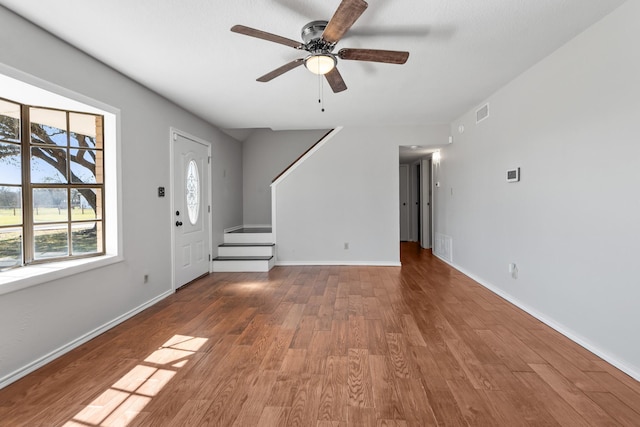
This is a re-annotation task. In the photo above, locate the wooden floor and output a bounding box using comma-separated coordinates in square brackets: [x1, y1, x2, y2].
[2, 243, 640, 426]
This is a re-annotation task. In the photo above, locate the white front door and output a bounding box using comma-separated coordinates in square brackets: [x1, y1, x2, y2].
[172, 131, 210, 289]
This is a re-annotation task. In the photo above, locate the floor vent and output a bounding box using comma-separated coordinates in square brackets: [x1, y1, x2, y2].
[476, 103, 489, 123]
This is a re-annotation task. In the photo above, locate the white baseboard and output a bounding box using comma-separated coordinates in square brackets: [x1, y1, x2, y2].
[0, 290, 174, 389]
[223, 225, 244, 233]
[433, 254, 640, 382]
[276, 261, 401, 267]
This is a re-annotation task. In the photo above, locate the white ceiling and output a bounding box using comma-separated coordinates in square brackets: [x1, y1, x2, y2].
[0, 0, 626, 135]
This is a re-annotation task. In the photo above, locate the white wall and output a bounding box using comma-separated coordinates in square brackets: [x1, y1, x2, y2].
[242, 128, 328, 225]
[434, 1, 640, 378]
[274, 125, 449, 265]
[0, 7, 242, 386]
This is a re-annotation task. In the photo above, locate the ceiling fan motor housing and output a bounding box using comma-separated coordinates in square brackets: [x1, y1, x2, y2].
[301, 20, 329, 44]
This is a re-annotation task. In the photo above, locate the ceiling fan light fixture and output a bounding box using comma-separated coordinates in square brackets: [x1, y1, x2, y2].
[304, 54, 336, 75]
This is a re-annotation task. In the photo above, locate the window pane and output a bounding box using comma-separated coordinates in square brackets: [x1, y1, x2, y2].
[31, 147, 67, 183]
[34, 223, 69, 259]
[72, 221, 101, 255]
[71, 188, 102, 220]
[33, 188, 68, 223]
[30, 108, 67, 146]
[0, 142, 21, 184]
[0, 186, 22, 226]
[0, 226, 22, 270]
[186, 160, 200, 225]
[0, 99, 21, 143]
[70, 113, 102, 149]
[70, 149, 97, 183]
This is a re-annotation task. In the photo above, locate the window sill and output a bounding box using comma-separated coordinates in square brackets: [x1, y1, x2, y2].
[0, 254, 123, 296]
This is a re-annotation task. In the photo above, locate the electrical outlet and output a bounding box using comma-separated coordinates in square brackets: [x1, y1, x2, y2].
[508, 263, 518, 279]
[344, 242, 349, 250]
[143, 274, 149, 283]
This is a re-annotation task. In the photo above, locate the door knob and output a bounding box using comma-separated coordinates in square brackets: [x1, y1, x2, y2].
[176, 221, 183, 226]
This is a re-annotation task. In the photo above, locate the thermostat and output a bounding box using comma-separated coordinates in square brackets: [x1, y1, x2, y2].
[506, 168, 520, 182]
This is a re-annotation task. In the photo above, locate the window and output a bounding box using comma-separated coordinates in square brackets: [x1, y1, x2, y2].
[0, 97, 105, 270]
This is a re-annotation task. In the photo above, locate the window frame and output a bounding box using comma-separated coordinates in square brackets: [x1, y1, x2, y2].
[0, 66, 122, 295]
[1, 98, 106, 268]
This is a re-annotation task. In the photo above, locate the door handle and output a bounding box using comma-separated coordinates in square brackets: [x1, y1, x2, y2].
[176, 221, 183, 227]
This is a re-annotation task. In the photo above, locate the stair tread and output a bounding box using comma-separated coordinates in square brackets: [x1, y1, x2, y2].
[228, 227, 272, 234]
[219, 243, 275, 247]
[213, 256, 274, 261]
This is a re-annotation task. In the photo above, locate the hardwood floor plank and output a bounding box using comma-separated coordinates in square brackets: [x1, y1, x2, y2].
[585, 391, 640, 426]
[585, 371, 640, 416]
[286, 374, 323, 426]
[369, 355, 405, 420]
[513, 371, 591, 426]
[348, 315, 368, 349]
[317, 355, 348, 423]
[257, 406, 290, 426]
[290, 315, 317, 349]
[482, 363, 560, 425]
[396, 378, 438, 426]
[529, 363, 619, 425]
[347, 349, 374, 408]
[260, 329, 296, 371]
[446, 378, 500, 426]
[2, 243, 639, 426]
[330, 319, 348, 356]
[282, 303, 306, 329]
[231, 371, 279, 427]
[366, 319, 388, 356]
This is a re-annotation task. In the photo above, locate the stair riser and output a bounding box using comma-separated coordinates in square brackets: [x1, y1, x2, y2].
[212, 258, 275, 273]
[218, 246, 274, 257]
[224, 233, 274, 244]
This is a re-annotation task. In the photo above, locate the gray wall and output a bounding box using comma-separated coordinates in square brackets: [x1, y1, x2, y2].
[0, 6, 242, 385]
[274, 125, 449, 265]
[434, 1, 640, 378]
[242, 128, 329, 226]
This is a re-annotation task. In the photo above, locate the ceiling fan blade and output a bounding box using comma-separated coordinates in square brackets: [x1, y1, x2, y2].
[257, 59, 305, 82]
[322, 0, 368, 44]
[338, 48, 409, 64]
[231, 25, 303, 49]
[325, 67, 347, 93]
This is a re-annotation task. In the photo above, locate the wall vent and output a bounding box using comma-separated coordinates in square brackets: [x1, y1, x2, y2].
[434, 233, 453, 262]
[476, 103, 489, 124]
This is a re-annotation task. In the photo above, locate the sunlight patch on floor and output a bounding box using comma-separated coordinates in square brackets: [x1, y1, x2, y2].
[63, 334, 207, 427]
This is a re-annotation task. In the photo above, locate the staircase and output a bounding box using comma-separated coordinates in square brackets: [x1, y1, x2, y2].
[212, 227, 275, 272]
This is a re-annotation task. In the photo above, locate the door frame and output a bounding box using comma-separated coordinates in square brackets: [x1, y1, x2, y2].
[169, 127, 212, 291]
[419, 157, 433, 249]
[399, 164, 410, 241]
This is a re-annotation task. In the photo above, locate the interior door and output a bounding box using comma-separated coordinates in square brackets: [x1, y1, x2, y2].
[420, 158, 432, 248]
[173, 132, 210, 288]
[399, 164, 410, 241]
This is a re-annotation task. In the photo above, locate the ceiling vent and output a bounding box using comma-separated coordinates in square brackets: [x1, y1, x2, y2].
[476, 103, 489, 124]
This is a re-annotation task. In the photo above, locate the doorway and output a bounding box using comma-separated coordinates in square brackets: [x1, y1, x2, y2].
[171, 129, 211, 290]
[399, 152, 434, 249]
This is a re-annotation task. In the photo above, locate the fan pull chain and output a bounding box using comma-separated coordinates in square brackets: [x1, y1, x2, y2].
[318, 73, 325, 112]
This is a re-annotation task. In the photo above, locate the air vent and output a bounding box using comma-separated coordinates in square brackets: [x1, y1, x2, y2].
[476, 103, 489, 123]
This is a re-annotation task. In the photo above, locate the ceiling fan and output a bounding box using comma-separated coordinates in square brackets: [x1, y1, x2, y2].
[231, 0, 409, 93]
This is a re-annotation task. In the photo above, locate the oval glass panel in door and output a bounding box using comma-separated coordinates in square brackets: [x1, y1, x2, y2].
[186, 159, 199, 224]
